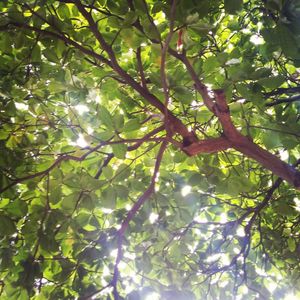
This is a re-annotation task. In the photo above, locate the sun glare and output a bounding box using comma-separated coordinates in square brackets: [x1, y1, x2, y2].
[181, 185, 192, 197]
[76, 134, 88, 147]
[144, 292, 160, 300]
[250, 34, 265, 45]
[75, 104, 89, 115]
[149, 212, 159, 224]
[284, 294, 299, 300]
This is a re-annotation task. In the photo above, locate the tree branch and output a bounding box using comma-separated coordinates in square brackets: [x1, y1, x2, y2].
[182, 136, 232, 155]
[264, 86, 300, 96]
[182, 89, 300, 189]
[111, 141, 168, 299]
[136, 46, 148, 89]
[3, 2, 195, 144]
[168, 49, 215, 112]
[0, 22, 112, 67]
[73, 0, 195, 141]
[0, 137, 165, 194]
[214, 91, 300, 189]
[265, 94, 300, 106]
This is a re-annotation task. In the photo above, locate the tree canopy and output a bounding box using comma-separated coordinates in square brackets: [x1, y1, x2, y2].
[0, 0, 300, 299]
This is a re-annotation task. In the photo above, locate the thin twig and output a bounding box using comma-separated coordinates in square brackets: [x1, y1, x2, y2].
[0, 22, 112, 67]
[94, 153, 114, 179]
[136, 46, 148, 89]
[265, 94, 300, 106]
[0, 136, 165, 194]
[264, 86, 300, 96]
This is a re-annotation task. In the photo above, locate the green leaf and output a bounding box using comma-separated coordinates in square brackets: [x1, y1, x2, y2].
[6, 199, 28, 217]
[136, 253, 152, 273]
[112, 143, 127, 159]
[0, 215, 16, 236]
[61, 193, 77, 212]
[57, 4, 70, 20]
[63, 174, 81, 188]
[250, 68, 272, 79]
[0, 130, 9, 140]
[0, 34, 12, 53]
[99, 106, 114, 128]
[274, 203, 296, 216]
[120, 28, 144, 48]
[123, 119, 140, 132]
[186, 13, 199, 24]
[140, 18, 160, 41]
[261, 131, 281, 149]
[258, 75, 285, 89]
[114, 113, 124, 130]
[101, 186, 116, 209]
[75, 212, 90, 227]
[31, 45, 42, 62]
[203, 56, 220, 74]
[277, 23, 300, 58]
[224, 0, 243, 14]
[7, 5, 24, 22]
[114, 185, 129, 199]
[287, 238, 296, 252]
[102, 165, 114, 179]
[123, 11, 138, 26]
[226, 176, 253, 195]
[40, 233, 59, 252]
[43, 49, 59, 63]
[49, 185, 62, 204]
[114, 164, 131, 181]
[107, 1, 128, 15]
[48, 81, 67, 93]
[189, 22, 214, 36]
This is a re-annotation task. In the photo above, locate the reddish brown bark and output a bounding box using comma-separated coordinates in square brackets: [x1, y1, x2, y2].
[232, 136, 300, 189]
[183, 90, 300, 190]
[4, 8, 299, 190]
[182, 137, 232, 155]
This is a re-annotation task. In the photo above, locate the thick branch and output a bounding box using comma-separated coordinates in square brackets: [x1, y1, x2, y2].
[214, 91, 300, 189]
[182, 137, 232, 155]
[233, 137, 300, 189]
[213, 90, 241, 139]
[183, 90, 300, 189]
[118, 140, 167, 235]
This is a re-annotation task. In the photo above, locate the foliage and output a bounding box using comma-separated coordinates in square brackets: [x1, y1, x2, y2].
[0, 0, 300, 299]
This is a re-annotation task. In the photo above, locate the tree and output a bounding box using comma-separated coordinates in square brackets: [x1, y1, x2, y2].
[0, 0, 300, 299]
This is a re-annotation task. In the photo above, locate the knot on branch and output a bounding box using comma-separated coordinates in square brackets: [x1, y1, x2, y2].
[182, 137, 232, 156]
[213, 89, 230, 114]
[182, 131, 198, 147]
